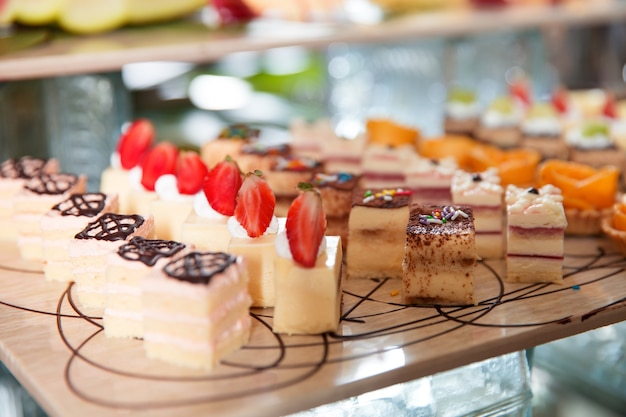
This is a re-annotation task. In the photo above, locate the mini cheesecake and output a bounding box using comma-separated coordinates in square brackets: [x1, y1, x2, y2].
[451, 168, 504, 259]
[475, 96, 523, 149]
[405, 155, 457, 205]
[201, 124, 260, 170]
[565, 120, 626, 177]
[402, 205, 477, 305]
[347, 188, 412, 280]
[142, 251, 251, 370]
[520, 102, 568, 160]
[505, 185, 567, 284]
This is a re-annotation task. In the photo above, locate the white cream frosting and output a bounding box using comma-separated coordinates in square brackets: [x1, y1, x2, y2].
[110, 152, 122, 170]
[406, 156, 458, 176]
[445, 101, 481, 120]
[522, 117, 562, 136]
[227, 215, 279, 239]
[453, 168, 503, 196]
[155, 174, 197, 202]
[129, 166, 144, 191]
[566, 126, 612, 149]
[506, 184, 567, 228]
[193, 193, 228, 220]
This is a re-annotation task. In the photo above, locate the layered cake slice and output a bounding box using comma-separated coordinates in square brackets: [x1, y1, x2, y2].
[451, 168, 504, 259]
[475, 96, 523, 149]
[505, 185, 567, 284]
[142, 251, 251, 370]
[265, 155, 323, 217]
[0, 156, 58, 241]
[443, 87, 481, 137]
[320, 132, 365, 175]
[14, 172, 87, 261]
[69, 213, 154, 308]
[311, 172, 359, 246]
[41, 192, 119, 282]
[237, 142, 291, 173]
[273, 184, 342, 335]
[104, 237, 188, 339]
[405, 155, 457, 204]
[359, 144, 413, 189]
[403, 205, 477, 305]
[201, 124, 259, 170]
[346, 188, 411, 280]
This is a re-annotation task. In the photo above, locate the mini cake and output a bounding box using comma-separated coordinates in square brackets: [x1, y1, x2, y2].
[226, 172, 279, 308]
[100, 119, 154, 214]
[520, 102, 567, 159]
[311, 172, 359, 245]
[201, 124, 260, 170]
[104, 237, 188, 339]
[237, 142, 291, 173]
[320, 132, 366, 175]
[403, 205, 477, 305]
[443, 88, 481, 137]
[565, 120, 625, 176]
[41, 192, 119, 282]
[418, 135, 477, 171]
[468, 143, 541, 187]
[142, 251, 251, 370]
[69, 213, 154, 309]
[14, 173, 87, 261]
[265, 155, 322, 217]
[451, 168, 504, 259]
[475, 96, 523, 149]
[289, 117, 326, 161]
[505, 185, 567, 284]
[273, 184, 342, 335]
[404, 155, 457, 204]
[359, 144, 414, 189]
[366, 118, 420, 150]
[346, 188, 412, 280]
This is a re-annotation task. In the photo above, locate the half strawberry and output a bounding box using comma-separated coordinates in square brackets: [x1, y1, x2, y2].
[117, 119, 155, 170]
[176, 151, 209, 195]
[140, 142, 179, 192]
[203, 156, 243, 216]
[286, 182, 327, 268]
[234, 171, 276, 238]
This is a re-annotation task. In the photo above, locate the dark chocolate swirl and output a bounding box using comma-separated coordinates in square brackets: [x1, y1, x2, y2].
[0, 156, 48, 179]
[25, 173, 78, 195]
[118, 237, 186, 267]
[75, 213, 144, 241]
[52, 193, 107, 217]
[164, 252, 237, 285]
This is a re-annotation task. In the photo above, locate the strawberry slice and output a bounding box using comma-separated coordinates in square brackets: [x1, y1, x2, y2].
[203, 157, 243, 216]
[552, 88, 569, 114]
[509, 78, 531, 107]
[286, 183, 327, 268]
[234, 171, 275, 238]
[176, 151, 208, 195]
[140, 142, 179, 191]
[117, 119, 155, 170]
[603, 92, 618, 119]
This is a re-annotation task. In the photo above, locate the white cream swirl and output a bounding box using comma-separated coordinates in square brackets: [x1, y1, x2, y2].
[227, 215, 279, 239]
[155, 174, 195, 202]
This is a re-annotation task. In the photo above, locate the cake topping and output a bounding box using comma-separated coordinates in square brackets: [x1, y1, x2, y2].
[233, 171, 276, 238]
[117, 119, 155, 170]
[0, 156, 48, 179]
[285, 183, 327, 268]
[175, 151, 208, 195]
[506, 184, 566, 219]
[362, 188, 412, 204]
[274, 156, 320, 172]
[52, 193, 107, 217]
[25, 173, 78, 195]
[140, 142, 179, 191]
[418, 206, 469, 225]
[527, 187, 539, 195]
[203, 156, 243, 216]
[241, 142, 290, 156]
[219, 124, 260, 140]
[163, 252, 237, 285]
[75, 213, 145, 241]
[312, 172, 354, 188]
[118, 236, 186, 267]
[472, 173, 482, 182]
[408, 204, 474, 235]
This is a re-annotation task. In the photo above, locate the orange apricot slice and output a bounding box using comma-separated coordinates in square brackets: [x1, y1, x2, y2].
[498, 149, 541, 187]
[418, 135, 476, 169]
[613, 203, 626, 231]
[366, 118, 420, 149]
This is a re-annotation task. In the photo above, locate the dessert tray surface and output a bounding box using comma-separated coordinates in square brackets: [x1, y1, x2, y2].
[0, 238, 625, 417]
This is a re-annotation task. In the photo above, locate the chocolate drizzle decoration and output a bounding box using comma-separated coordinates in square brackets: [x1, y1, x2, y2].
[75, 213, 144, 241]
[164, 252, 237, 285]
[118, 237, 186, 267]
[1, 156, 47, 179]
[52, 193, 107, 217]
[25, 173, 77, 195]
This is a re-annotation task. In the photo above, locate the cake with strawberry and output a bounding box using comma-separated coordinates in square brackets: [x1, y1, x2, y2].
[41, 192, 119, 282]
[180, 157, 242, 252]
[403, 204, 477, 305]
[104, 237, 189, 339]
[451, 168, 504, 259]
[226, 171, 280, 308]
[346, 188, 412, 280]
[404, 155, 457, 204]
[14, 172, 87, 261]
[69, 212, 154, 308]
[201, 124, 260, 170]
[142, 251, 251, 370]
[505, 185, 567, 284]
[273, 183, 342, 335]
[100, 119, 154, 214]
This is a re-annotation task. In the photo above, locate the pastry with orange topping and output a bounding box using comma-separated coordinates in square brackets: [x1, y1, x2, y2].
[366, 118, 420, 150]
[468, 143, 540, 188]
[601, 202, 626, 256]
[537, 159, 618, 235]
[418, 135, 476, 171]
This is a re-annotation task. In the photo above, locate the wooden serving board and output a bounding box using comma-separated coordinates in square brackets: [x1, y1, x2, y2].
[0, 238, 625, 417]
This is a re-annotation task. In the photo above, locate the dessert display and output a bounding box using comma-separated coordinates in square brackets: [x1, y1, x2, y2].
[41, 192, 119, 282]
[14, 172, 87, 261]
[537, 159, 618, 235]
[402, 204, 477, 305]
[201, 124, 260, 170]
[273, 183, 342, 335]
[475, 95, 523, 148]
[311, 172, 359, 245]
[69, 213, 154, 309]
[505, 185, 567, 284]
[265, 155, 322, 216]
[226, 171, 280, 307]
[520, 102, 567, 159]
[346, 188, 412, 280]
[142, 251, 251, 370]
[404, 155, 457, 204]
[451, 168, 504, 259]
[0, 156, 58, 241]
[100, 119, 154, 214]
[104, 237, 188, 339]
[443, 88, 481, 137]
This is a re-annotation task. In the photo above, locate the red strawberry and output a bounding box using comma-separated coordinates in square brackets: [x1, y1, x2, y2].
[213, 0, 257, 25]
[140, 142, 179, 191]
[176, 152, 208, 195]
[286, 183, 327, 268]
[509, 78, 531, 107]
[117, 119, 155, 170]
[603, 92, 618, 119]
[552, 88, 569, 114]
[203, 157, 243, 216]
[234, 171, 275, 238]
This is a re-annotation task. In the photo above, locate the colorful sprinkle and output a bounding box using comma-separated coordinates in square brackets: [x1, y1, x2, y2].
[571, 285, 581, 290]
[418, 206, 468, 226]
[361, 188, 413, 203]
[390, 289, 399, 297]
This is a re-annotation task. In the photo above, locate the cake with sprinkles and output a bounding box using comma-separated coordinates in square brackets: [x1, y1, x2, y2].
[312, 171, 359, 246]
[346, 187, 412, 280]
[402, 204, 477, 305]
[201, 124, 260, 170]
[142, 251, 251, 370]
[265, 155, 323, 217]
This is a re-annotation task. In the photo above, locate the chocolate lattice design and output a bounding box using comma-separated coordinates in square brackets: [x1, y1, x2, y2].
[75, 213, 144, 242]
[164, 252, 237, 285]
[25, 173, 77, 195]
[52, 193, 107, 217]
[0, 156, 47, 179]
[118, 237, 186, 267]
